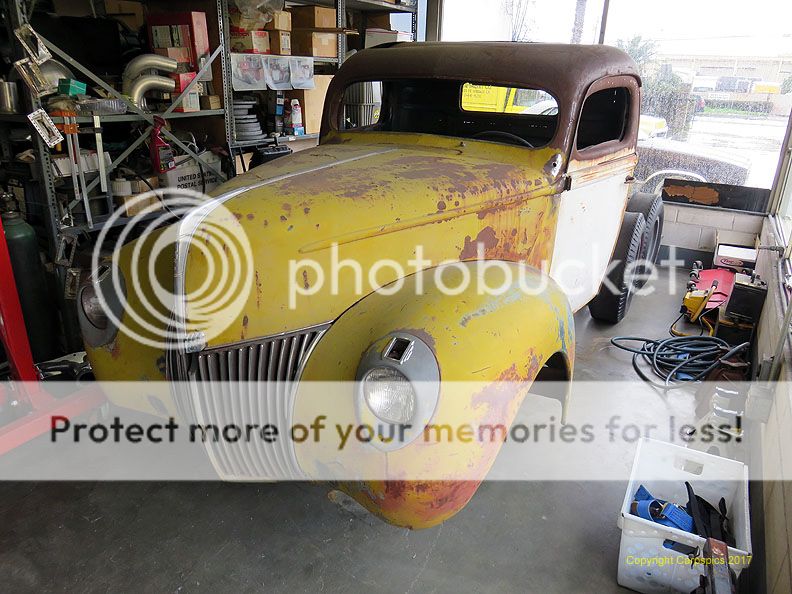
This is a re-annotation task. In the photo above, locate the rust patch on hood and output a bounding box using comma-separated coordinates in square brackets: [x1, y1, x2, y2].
[460, 226, 498, 260]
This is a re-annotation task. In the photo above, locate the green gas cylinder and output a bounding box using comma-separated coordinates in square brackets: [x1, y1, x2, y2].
[1, 210, 56, 362]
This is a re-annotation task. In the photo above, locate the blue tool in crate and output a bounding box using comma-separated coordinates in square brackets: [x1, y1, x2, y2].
[630, 485, 695, 533]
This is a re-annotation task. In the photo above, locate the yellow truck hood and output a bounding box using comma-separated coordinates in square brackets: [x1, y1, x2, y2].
[88, 132, 564, 383]
[187, 132, 563, 348]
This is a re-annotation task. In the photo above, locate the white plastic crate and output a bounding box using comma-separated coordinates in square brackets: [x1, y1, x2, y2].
[617, 438, 751, 593]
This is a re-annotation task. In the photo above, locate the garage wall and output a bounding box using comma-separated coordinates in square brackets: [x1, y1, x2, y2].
[661, 210, 791, 592]
[753, 219, 792, 594]
[661, 203, 764, 258]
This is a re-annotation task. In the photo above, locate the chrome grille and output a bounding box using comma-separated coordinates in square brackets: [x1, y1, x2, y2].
[168, 324, 329, 480]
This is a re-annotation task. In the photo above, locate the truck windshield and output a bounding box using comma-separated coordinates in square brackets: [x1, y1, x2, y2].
[340, 78, 559, 148]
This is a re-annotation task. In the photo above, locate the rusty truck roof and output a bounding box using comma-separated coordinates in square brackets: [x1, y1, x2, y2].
[321, 42, 642, 157]
[330, 42, 640, 100]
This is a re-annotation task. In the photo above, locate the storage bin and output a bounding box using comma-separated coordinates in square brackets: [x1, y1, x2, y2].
[57, 78, 86, 96]
[617, 438, 751, 593]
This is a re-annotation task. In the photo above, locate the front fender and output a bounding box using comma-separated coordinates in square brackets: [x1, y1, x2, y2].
[294, 261, 574, 528]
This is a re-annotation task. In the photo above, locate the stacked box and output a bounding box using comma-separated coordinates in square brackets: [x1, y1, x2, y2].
[147, 12, 210, 78]
[168, 72, 199, 112]
[230, 30, 271, 54]
[292, 31, 337, 58]
[153, 47, 192, 64]
[270, 30, 291, 55]
[200, 95, 222, 110]
[265, 11, 292, 31]
[289, 6, 336, 28]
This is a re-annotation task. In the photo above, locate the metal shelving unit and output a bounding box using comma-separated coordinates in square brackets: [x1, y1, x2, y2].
[288, 0, 417, 13]
[230, 133, 320, 149]
[220, 0, 419, 164]
[2, 0, 421, 241]
[48, 109, 226, 124]
[2, 1, 233, 243]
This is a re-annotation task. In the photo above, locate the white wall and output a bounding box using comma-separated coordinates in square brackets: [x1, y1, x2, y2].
[753, 219, 792, 594]
[441, 0, 511, 41]
[662, 203, 764, 252]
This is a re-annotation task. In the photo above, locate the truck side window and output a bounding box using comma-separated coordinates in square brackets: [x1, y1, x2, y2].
[577, 87, 630, 150]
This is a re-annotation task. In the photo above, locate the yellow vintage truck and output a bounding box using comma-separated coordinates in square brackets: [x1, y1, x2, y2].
[78, 42, 664, 528]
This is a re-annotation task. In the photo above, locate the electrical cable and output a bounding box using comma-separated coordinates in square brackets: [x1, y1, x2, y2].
[669, 306, 719, 337]
[610, 335, 751, 389]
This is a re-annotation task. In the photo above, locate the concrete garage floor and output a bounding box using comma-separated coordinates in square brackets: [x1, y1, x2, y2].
[0, 269, 694, 593]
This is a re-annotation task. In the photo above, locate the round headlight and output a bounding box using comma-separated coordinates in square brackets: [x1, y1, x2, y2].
[362, 367, 416, 424]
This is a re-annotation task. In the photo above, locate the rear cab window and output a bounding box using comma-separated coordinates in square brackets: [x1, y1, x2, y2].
[339, 79, 560, 148]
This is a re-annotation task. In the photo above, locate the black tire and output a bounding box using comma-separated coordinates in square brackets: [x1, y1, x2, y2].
[588, 212, 646, 324]
[627, 192, 664, 268]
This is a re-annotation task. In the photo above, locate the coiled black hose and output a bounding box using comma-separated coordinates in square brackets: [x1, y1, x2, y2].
[610, 335, 751, 388]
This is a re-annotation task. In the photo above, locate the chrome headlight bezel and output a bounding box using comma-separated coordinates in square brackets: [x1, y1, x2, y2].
[355, 332, 440, 451]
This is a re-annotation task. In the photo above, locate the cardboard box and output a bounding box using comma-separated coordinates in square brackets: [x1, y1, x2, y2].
[286, 75, 333, 134]
[365, 29, 412, 48]
[129, 176, 159, 194]
[270, 30, 291, 55]
[169, 72, 197, 92]
[173, 91, 200, 112]
[199, 95, 222, 110]
[170, 24, 192, 48]
[53, 0, 144, 29]
[52, 0, 92, 16]
[151, 25, 173, 48]
[366, 13, 392, 30]
[159, 153, 222, 193]
[265, 11, 292, 32]
[289, 6, 337, 29]
[104, 0, 145, 30]
[114, 179, 160, 216]
[292, 31, 337, 58]
[147, 12, 209, 76]
[114, 193, 149, 217]
[230, 31, 271, 54]
[154, 47, 192, 64]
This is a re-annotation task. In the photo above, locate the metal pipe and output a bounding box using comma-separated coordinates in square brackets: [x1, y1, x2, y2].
[770, 290, 792, 381]
[598, 0, 611, 44]
[130, 75, 176, 109]
[121, 54, 178, 95]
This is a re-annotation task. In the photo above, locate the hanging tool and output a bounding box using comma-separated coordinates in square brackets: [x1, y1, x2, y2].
[53, 110, 81, 219]
[52, 110, 92, 228]
[92, 114, 108, 193]
[69, 114, 92, 227]
[150, 116, 176, 174]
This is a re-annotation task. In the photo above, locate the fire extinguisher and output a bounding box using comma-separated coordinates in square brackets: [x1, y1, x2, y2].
[150, 116, 175, 174]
